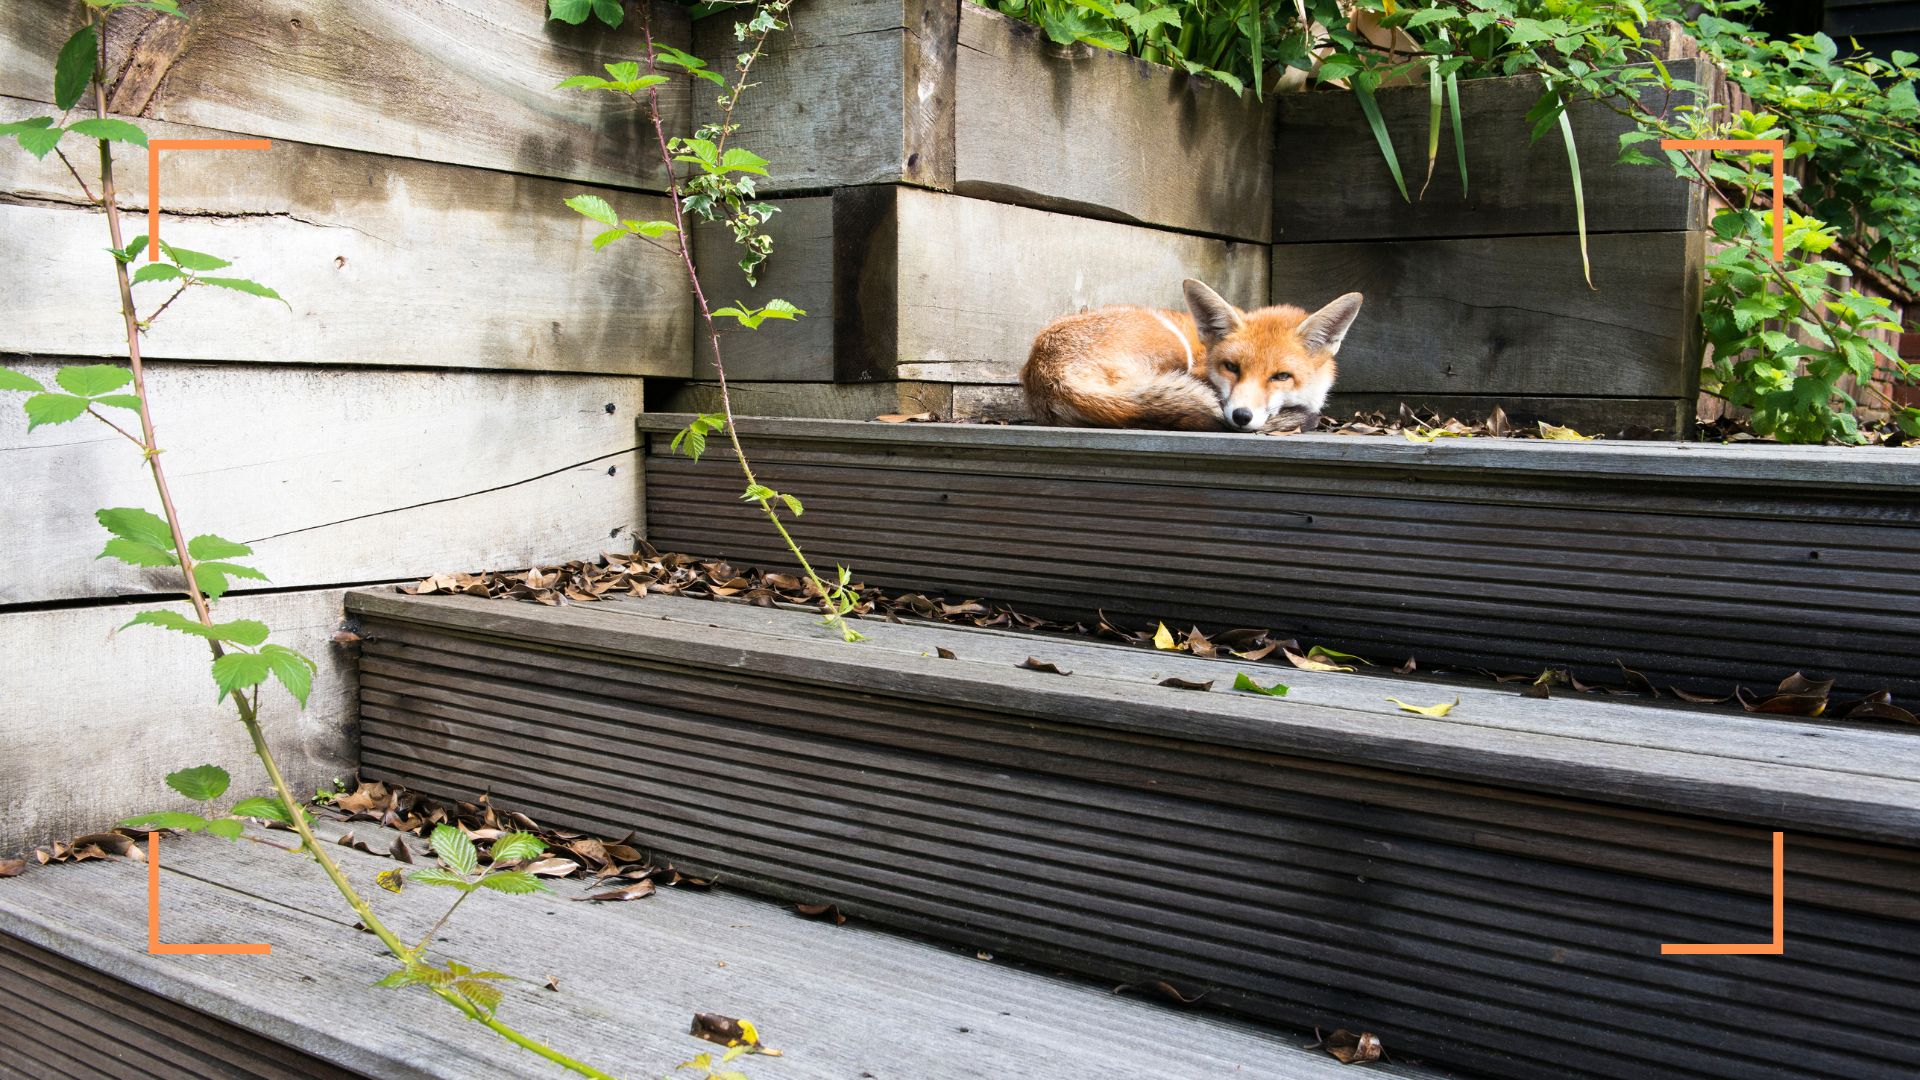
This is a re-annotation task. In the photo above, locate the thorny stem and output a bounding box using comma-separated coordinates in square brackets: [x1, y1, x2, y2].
[639, 5, 859, 640]
[413, 886, 475, 959]
[143, 279, 191, 326]
[78, 13, 618, 1079]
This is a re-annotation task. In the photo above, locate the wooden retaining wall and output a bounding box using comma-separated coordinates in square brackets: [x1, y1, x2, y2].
[0, 1, 694, 851]
[348, 590, 1920, 1080]
[639, 416, 1920, 698]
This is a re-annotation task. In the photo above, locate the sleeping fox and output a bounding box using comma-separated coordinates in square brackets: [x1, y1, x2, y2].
[1020, 279, 1363, 433]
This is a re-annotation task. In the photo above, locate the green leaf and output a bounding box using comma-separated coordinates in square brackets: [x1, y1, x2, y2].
[229, 796, 294, 823]
[554, 74, 613, 90]
[1352, 82, 1410, 203]
[591, 227, 627, 250]
[780, 493, 803, 517]
[430, 824, 479, 876]
[187, 534, 253, 560]
[261, 644, 317, 708]
[54, 24, 97, 112]
[1556, 104, 1593, 290]
[720, 148, 770, 175]
[194, 560, 270, 601]
[490, 832, 546, 864]
[155, 242, 230, 271]
[24, 393, 89, 430]
[67, 117, 147, 147]
[408, 867, 476, 889]
[101, 537, 177, 567]
[210, 651, 272, 698]
[456, 979, 504, 1013]
[197, 277, 288, 307]
[55, 364, 132, 397]
[205, 817, 245, 840]
[589, 0, 624, 27]
[547, 0, 592, 24]
[0, 117, 55, 138]
[476, 870, 551, 895]
[565, 194, 619, 226]
[97, 507, 175, 550]
[123, 610, 270, 646]
[741, 482, 776, 503]
[0, 367, 45, 392]
[625, 219, 677, 238]
[16, 124, 65, 160]
[1232, 672, 1290, 697]
[120, 811, 209, 832]
[91, 393, 142, 411]
[132, 263, 183, 284]
[166, 764, 231, 801]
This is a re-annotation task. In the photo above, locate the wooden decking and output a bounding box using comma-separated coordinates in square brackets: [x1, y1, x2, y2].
[348, 589, 1920, 1080]
[0, 819, 1427, 1080]
[639, 416, 1920, 698]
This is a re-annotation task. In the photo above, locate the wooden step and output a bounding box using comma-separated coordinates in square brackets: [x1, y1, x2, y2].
[0, 819, 1427, 1080]
[345, 589, 1920, 1080]
[638, 416, 1920, 699]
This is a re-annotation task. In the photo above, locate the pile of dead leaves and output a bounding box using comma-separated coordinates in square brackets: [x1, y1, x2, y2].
[21, 828, 147, 869]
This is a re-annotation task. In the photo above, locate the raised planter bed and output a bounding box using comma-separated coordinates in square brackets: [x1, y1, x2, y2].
[345, 589, 1920, 1080]
[639, 416, 1920, 698]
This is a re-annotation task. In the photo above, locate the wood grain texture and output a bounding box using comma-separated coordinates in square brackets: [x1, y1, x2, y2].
[954, 6, 1274, 241]
[0, 361, 644, 604]
[0, 98, 692, 375]
[0, 821, 1390, 1080]
[1325, 393, 1693, 433]
[0, 588, 356, 854]
[1271, 231, 1705, 397]
[691, 196, 836, 380]
[0, 0, 691, 189]
[345, 592, 1920, 1080]
[1272, 64, 1709, 241]
[655, 379, 955, 420]
[841, 186, 1271, 382]
[699, 0, 958, 193]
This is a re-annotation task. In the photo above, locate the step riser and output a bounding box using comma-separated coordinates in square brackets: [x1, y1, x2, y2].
[355, 617, 1920, 1080]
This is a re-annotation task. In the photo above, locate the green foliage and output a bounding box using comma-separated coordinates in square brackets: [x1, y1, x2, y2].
[671, 412, 727, 462]
[430, 823, 480, 876]
[1233, 672, 1290, 697]
[548, 0, 626, 28]
[677, 1044, 756, 1080]
[67, 117, 147, 146]
[53, 24, 97, 111]
[167, 764, 231, 800]
[21, 364, 138, 429]
[970, 0, 1281, 95]
[712, 298, 803, 329]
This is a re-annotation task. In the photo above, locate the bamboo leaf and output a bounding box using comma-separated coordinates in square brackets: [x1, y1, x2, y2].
[1447, 69, 1468, 197]
[1420, 58, 1442, 199]
[1352, 82, 1409, 203]
[1556, 102, 1594, 290]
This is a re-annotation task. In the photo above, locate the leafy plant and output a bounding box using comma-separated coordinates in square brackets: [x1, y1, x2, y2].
[970, 0, 1291, 96]
[2, 6, 618, 1077]
[556, 0, 867, 640]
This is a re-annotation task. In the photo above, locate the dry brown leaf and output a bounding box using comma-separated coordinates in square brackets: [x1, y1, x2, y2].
[1615, 661, 1661, 697]
[690, 1012, 763, 1048]
[1146, 980, 1205, 1005]
[1323, 1029, 1385, 1064]
[794, 902, 847, 925]
[873, 412, 935, 423]
[545, 975, 561, 992]
[1671, 687, 1734, 704]
[0, 858, 25, 878]
[935, 647, 958, 660]
[1185, 627, 1217, 658]
[389, 835, 415, 864]
[1847, 700, 1920, 725]
[1159, 677, 1214, 692]
[1020, 657, 1070, 676]
[1394, 657, 1418, 674]
[573, 880, 656, 902]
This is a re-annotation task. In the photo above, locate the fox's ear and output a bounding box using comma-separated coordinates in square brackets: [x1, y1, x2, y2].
[1297, 292, 1363, 354]
[1182, 278, 1243, 347]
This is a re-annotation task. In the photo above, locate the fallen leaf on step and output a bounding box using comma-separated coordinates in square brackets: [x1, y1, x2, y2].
[375, 868, 406, 893]
[1233, 672, 1290, 697]
[388, 835, 415, 863]
[1846, 700, 1919, 725]
[794, 902, 847, 925]
[331, 781, 389, 815]
[0, 858, 25, 877]
[1020, 657, 1070, 676]
[572, 880, 655, 902]
[1184, 627, 1217, 657]
[545, 976, 561, 992]
[691, 1012, 763, 1048]
[936, 647, 958, 660]
[1322, 1028, 1385, 1064]
[1615, 660, 1661, 697]
[874, 412, 934, 423]
[1538, 421, 1593, 441]
[1159, 677, 1214, 691]
[1388, 696, 1459, 716]
[522, 857, 582, 877]
[1146, 980, 1206, 1005]
[1671, 687, 1734, 704]
[1394, 656, 1418, 674]
[1152, 622, 1178, 650]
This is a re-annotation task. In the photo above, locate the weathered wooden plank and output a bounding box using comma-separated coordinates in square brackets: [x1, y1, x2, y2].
[954, 6, 1273, 241]
[1272, 64, 1709, 242]
[0, 588, 355, 853]
[655, 379, 954, 421]
[698, 0, 957, 193]
[0, 360, 644, 604]
[691, 195, 836, 380]
[952, 382, 1026, 420]
[1325, 393, 1692, 434]
[0, 0, 690, 189]
[1270, 231, 1705, 397]
[842, 186, 1271, 382]
[0, 822, 1385, 1080]
[0, 98, 692, 374]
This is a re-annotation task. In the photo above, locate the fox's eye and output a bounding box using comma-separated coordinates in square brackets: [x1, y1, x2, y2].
[1218, 360, 1240, 375]
[1271, 372, 1294, 383]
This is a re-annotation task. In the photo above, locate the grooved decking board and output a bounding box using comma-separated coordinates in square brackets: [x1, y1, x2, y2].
[345, 590, 1920, 1080]
[637, 416, 1920, 698]
[0, 822, 1405, 1080]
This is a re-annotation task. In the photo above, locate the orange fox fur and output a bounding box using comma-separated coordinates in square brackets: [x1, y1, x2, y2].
[1021, 279, 1363, 433]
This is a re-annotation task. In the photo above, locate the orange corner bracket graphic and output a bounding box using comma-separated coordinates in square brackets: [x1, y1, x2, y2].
[1659, 138, 1786, 262]
[147, 834, 270, 955]
[1661, 831, 1785, 956]
[145, 138, 272, 261]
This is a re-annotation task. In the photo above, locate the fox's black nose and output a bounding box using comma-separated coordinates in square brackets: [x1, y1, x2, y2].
[1230, 407, 1254, 428]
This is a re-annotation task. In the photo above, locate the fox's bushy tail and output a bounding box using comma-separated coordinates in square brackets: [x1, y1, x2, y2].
[1023, 369, 1226, 431]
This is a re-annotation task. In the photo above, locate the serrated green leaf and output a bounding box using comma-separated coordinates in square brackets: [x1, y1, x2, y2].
[260, 643, 316, 708]
[210, 651, 272, 698]
[547, 0, 591, 24]
[591, 227, 627, 250]
[187, 534, 253, 560]
[23, 393, 89, 430]
[0, 117, 54, 138]
[205, 817, 245, 840]
[780, 493, 803, 516]
[166, 764, 231, 801]
[476, 870, 550, 895]
[120, 810, 209, 832]
[490, 832, 546, 864]
[101, 537, 177, 567]
[16, 124, 65, 159]
[554, 74, 613, 90]
[194, 560, 270, 601]
[197, 276, 288, 307]
[229, 796, 294, 823]
[97, 507, 174, 550]
[0, 366, 45, 392]
[56, 364, 133, 397]
[132, 263, 183, 284]
[565, 194, 619, 226]
[456, 979, 504, 1013]
[54, 24, 97, 111]
[157, 242, 231, 271]
[92, 394, 143, 411]
[720, 148, 770, 175]
[589, 0, 624, 27]
[408, 867, 475, 889]
[123, 610, 269, 646]
[626, 219, 677, 237]
[67, 117, 147, 147]
[1232, 672, 1290, 697]
[430, 824, 479, 876]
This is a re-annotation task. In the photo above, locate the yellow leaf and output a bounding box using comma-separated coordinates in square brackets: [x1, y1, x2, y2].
[1152, 621, 1178, 650]
[1537, 422, 1593, 441]
[1402, 429, 1436, 443]
[375, 868, 406, 893]
[1387, 696, 1460, 717]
